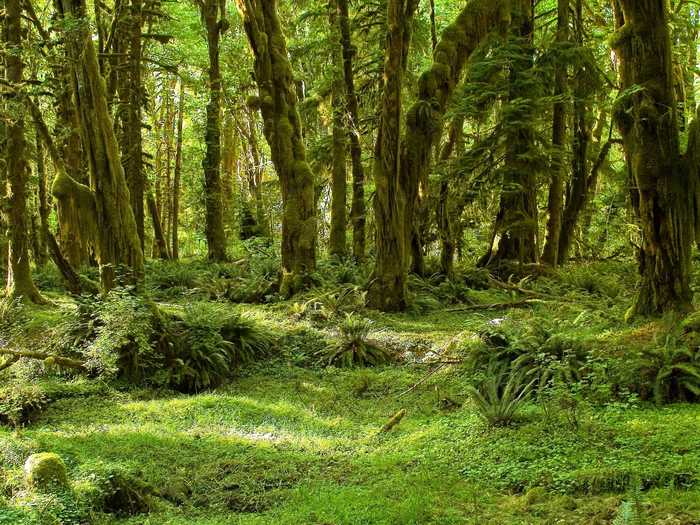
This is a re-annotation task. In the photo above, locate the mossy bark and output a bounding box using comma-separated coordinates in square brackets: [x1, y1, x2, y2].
[336, 0, 366, 261]
[2, 0, 45, 303]
[480, 0, 539, 269]
[237, 0, 318, 296]
[612, 0, 695, 315]
[366, 0, 419, 311]
[329, 8, 348, 258]
[35, 130, 50, 268]
[116, 0, 145, 249]
[171, 79, 184, 260]
[541, 0, 569, 266]
[436, 117, 464, 277]
[56, 0, 144, 291]
[199, 0, 229, 262]
[402, 0, 511, 274]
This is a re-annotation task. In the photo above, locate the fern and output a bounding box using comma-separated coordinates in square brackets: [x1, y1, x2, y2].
[466, 362, 535, 427]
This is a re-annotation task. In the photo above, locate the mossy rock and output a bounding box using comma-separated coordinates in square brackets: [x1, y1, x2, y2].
[24, 453, 69, 492]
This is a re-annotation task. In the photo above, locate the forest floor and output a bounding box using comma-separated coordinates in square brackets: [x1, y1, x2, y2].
[2, 260, 700, 524]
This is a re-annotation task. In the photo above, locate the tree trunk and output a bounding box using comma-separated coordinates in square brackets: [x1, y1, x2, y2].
[117, 0, 145, 250]
[337, 0, 366, 261]
[612, 0, 695, 315]
[55, 0, 144, 291]
[222, 111, 237, 236]
[200, 0, 228, 262]
[436, 117, 463, 277]
[2, 0, 45, 303]
[402, 0, 511, 271]
[482, 0, 539, 269]
[35, 130, 50, 267]
[541, 0, 569, 266]
[171, 78, 184, 260]
[366, 0, 419, 311]
[329, 8, 348, 258]
[147, 192, 171, 260]
[237, 0, 318, 296]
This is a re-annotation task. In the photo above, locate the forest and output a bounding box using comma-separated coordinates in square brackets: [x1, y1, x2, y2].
[1, 0, 700, 523]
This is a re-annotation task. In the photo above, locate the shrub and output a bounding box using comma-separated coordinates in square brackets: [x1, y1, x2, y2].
[636, 337, 700, 404]
[466, 362, 535, 427]
[0, 386, 49, 428]
[319, 314, 393, 368]
[164, 304, 274, 393]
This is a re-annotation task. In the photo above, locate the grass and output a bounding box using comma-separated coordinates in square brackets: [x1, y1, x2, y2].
[2, 260, 700, 523]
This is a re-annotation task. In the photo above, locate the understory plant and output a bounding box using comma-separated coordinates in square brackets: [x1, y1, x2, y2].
[466, 362, 535, 427]
[319, 314, 393, 368]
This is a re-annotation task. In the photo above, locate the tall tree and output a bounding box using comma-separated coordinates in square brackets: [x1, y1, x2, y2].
[197, 0, 229, 261]
[2, 0, 45, 303]
[329, 4, 348, 258]
[365, 0, 419, 311]
[50, 0, 144, 291]
[612, 0, 696, 315]
[541, 0, 570, 266]
[336, 0, 366, 261]
[236, 0, 318, 296]
[480, 0, 539, 268]
[171, 78, 185, 260]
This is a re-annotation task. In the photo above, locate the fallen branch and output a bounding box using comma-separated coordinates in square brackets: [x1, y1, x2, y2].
[0, 355, 19, 373]
[447, 299, 544, 312]
[379, 409, 406, 433]
[0, 348, 86, 371]
[397, 363, 448, 398]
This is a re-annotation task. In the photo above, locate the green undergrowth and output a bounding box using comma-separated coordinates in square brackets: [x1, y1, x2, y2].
[2, 260, 700, 523]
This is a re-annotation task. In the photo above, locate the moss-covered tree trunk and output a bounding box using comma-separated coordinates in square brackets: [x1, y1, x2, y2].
[336, 0, 366, 261]
[222, 111, 238, 237]
[56, 0, 144, 291]
[199, 0, 228, 261]
[541, 0, 569, 266]
[436, 117, 464, 277]
[401, 0, 511, 274]
[35, 131, 50, 268]
[612, 0, 695, 315]
[236, 0, 318, 296]
[480, 0, 539, 268]
[366, 0, 419, 311]
[2, 0, 45, 303]
[329, 7, 348, 258]
[171, 79, 185, 260]
[116, 0, 145, 249]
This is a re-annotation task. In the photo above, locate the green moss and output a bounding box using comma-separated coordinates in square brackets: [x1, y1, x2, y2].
[24, 453, 69, 492]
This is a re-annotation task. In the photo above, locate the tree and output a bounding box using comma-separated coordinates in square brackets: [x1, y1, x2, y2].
[2, 0, 45, 303]
[329, 5, 348, 258]
[365, 0, 419, 311]
[479, 0, 539, 269]
[541, 0, 569, 266]
[336, 0, 366, 261]
[50, 0, 144, 291]
[236, 0, 318, 296]
[612, 0, 696, 315]
[197, 0, 229, 261]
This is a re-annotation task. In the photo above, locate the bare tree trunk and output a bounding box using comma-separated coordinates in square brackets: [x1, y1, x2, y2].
[2, 0, 45, 303]
[237, 0, 318, 296]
